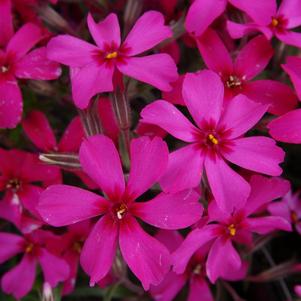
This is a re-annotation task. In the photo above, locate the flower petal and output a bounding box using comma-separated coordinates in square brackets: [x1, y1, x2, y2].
[185, 0, 227, 37]
[39, 249, 70, 287]
[15, 47, 61, 80]
[172, 225, 217, 274]
[80, 214, 118, 285]
[234, 35, 273, 80]
[268, 200, 291, 221]
[38, 185, 108, 226]
[117, 54, 178, 91]
[160, 144, 204, 193]
[47, 35, 98, 67]
[246, 216, 292, 234]
[229, 0, 276, 25]
[188, 277, 214, 301]
[206, 238, 241, 283]
[1, 254, 36, 299]
[226, 21, 265, 39]
[123, 11, 172, 56]
[7, 23, 44, 59]
[162, 75, 185, 106]
[183, 70, 224, 126]
[22, 110, 57, 151]
[245, 175, 290, 215]
[224, 136, 284, 176]
[119, 215, 170, 290]
[0, 233, 24, 264]
[127, 136, 168, 200]
[79, 135, 125, 200]
[278, 0, 301, 28]
[0, 0, 13, 47]
[133, 190, 203, 229]
[243, 79, 297, 115]
[141, 100, 198, 142]
[268, 109, 301, 143]
[205, 157, 250, 213]
[150, 271, 186, 301]
[87, 13, 120, 49]
[282, 56, 301, 100]
[196, 28, 233, 75]
[0, 80, 23, 129]
[71, 63, 114, 109]
[155, 230, 184, 253]
[58, 116, 84, 152]
[276, 30, 301, 48]
[220, 94, 268, 139]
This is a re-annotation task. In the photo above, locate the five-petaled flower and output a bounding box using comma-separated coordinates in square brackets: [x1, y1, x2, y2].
[141, 70, 284, 211]
[38, 135, 203, 289]
[47, 11, 178, 109]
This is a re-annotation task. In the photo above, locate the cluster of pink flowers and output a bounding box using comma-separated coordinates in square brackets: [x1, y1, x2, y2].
[1, 0, 301, 300]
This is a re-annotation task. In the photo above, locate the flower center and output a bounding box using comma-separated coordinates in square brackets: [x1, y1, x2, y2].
[207, 133, 219, 145]
[192, 264, 202, 275]
[6, 178, 21, 191]
[73, 241, 82, 253]
[226, 75, 242, 89]
[105, 51, 118, 60]
[290, 210, 298, 223]
[25, 243, 34, 253]
[0, 65, 9, 73]
[115, 203, 128, 220]
[271, 17, 279, 27]
[228, 224, 236, 236]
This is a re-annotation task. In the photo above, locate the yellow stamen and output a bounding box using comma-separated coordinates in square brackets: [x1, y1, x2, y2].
[228, 224, 236, 236]
[105, 51, 118, 59]
[271, 18, 279, 27]
[25, 243, 34, 253]
[208, 134, 219, 145]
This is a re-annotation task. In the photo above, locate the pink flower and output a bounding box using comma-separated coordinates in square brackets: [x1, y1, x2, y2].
[227, 0, 301, 48]
[268, 109, 301, 144]
[282, 56, 301, 100]
[197, 30, 297, 115]
[295, 285, 301, 297]
[150, 230, 215, 301]
[0, 149, 59, 232]
[0, 21, 61, 128]
[268, 190, 301, 234]
[22, 110, 84, 153]
[141, 70, 284, 211]
[58, 221, 92, 294]
[38, 135, 203, 289]
[0, 229, 69, 299]
[172, 175, 291, 283]
[47, 11, 178, 109]
[151, 230, 248, 301]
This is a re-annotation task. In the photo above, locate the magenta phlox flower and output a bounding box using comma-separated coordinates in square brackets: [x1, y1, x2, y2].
[47, 11, 178, 109]
[141, 70, 285, 211]
[227, 0, 301, 48]
[197, 29, 297, 115]
[171, 175, 291, 283]
[0, 17, 61, 128]
[0, 149, 60, 232]
[268, 190, 301, 234]
[0, 229, 69, 299]
[150, 230, 215, 301]
[38, 135, 203, 289]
